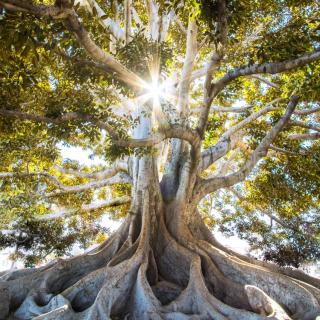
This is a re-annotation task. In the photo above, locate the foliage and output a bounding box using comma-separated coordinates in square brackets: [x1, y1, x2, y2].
[0, 0, 320, 269]
[200, 141, 320, 267]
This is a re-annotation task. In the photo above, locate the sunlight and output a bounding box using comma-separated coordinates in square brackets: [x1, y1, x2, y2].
[134, 55, 179, 125]
[142, 52, 173, 108]
[147, 80, 163, 101]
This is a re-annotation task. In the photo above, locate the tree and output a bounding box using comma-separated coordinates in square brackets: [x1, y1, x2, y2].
[0, 0, 320, 318]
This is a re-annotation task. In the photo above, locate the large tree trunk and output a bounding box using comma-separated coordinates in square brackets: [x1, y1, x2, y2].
[1, 153, 320, 320]
[1, 1, 320, 319]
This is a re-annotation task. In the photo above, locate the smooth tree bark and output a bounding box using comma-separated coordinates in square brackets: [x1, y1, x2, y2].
[0, 0, 320, 319]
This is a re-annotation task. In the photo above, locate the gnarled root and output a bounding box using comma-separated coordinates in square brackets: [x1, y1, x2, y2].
[198, 240, 320, 319]
[1, 200, 320, 320]
[245, 285, 291, 319]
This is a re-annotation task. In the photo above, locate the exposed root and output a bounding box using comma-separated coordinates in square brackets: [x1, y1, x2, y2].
[128, 260, 161, 319]
[245, 285, 291, 319]
[14, 294, 70, 319]
[0, 217, 131, 318]
[199, 240, 320, 319]
[155, 217, 193, 287]
[195, 210, 320, 291]
[167, 214, 252, 310]
[163, 255, 270, 320]
[152, 281, 182, 305]
[1, 198, 320, 320]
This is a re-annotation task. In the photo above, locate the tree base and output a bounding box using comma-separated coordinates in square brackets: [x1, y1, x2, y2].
[1, 200, 320, 320]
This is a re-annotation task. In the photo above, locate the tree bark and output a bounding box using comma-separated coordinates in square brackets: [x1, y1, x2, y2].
[1, 153, 320, 320]
[0, 1, 320, 319]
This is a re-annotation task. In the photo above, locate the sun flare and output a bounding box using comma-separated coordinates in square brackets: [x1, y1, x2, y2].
[146, 79, 164, 103]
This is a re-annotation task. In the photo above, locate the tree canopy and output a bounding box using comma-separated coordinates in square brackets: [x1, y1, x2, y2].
[0, 0, 319, 268]
[1, 0, 320, 319]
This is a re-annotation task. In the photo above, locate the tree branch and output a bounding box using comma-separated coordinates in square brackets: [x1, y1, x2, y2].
[216, 0, 228, 45]
[177, 18, 198, 115]
[54, 160, 128, 179]
[211, 149, 239, 177]
[288, 132, 320, 140]
[46, 172, 132, 197]
[0, 170, 132, 196]
[294, 106, 320, 116]
[197, 52, 222, 136]
[124, 0, 132, 44]
[220, 98, 284, 140]
[132, 6, 143, 28]
[269, 145, 306, 156]
[196, 50, 320, 137]
[198, 138, 231, 173]
[147, 0, 160, 41]
[0, 108, 121, 138]
[0, 172, 65, 189]
[198, 98, 284, 172]
[160, 10, 173, 42]
[174, 15, 186, 34]
[0, 0, 144, 90]
[84, 0, 125, 41]
[37, 196, 131, 220]
[0, 109, 199, 148]
[288, 120, 320, 132]
[213, 51, 320, 97]
[194, 95, 298, 202]
[249, 75, 280, 90]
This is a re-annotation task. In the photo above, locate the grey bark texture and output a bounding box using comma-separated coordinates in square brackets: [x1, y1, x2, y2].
[0, 1, 320, 319]
[1, 147, 320, 319]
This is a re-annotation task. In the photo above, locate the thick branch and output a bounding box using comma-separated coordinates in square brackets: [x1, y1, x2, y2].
[38, 196, 131, 220]
[0, 109, 199, 148]
[54, 160, 128, 179]
[46, 172, 132, 197]
[0, 0, 144, 89]
[177, 18, 198, 115]
[148, 0, 160, 41]
[288, 120, 320, 132]
[197, 52, 222, 136]
[85, 0, 125, 41]
[214, 51, 320, 96]
[294, 106, 320, 116]
[194, 95, 298, 201]
[215, 0, 228, 45]
[198, 139, 231, 173]
[197, 50, 320, 136]
[116, 125, 200, 149]
[160, 10, 173, 42]
[63, 9, 143, 88]
[124, 0, 132, 43]
[288, 132, 320, 140]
